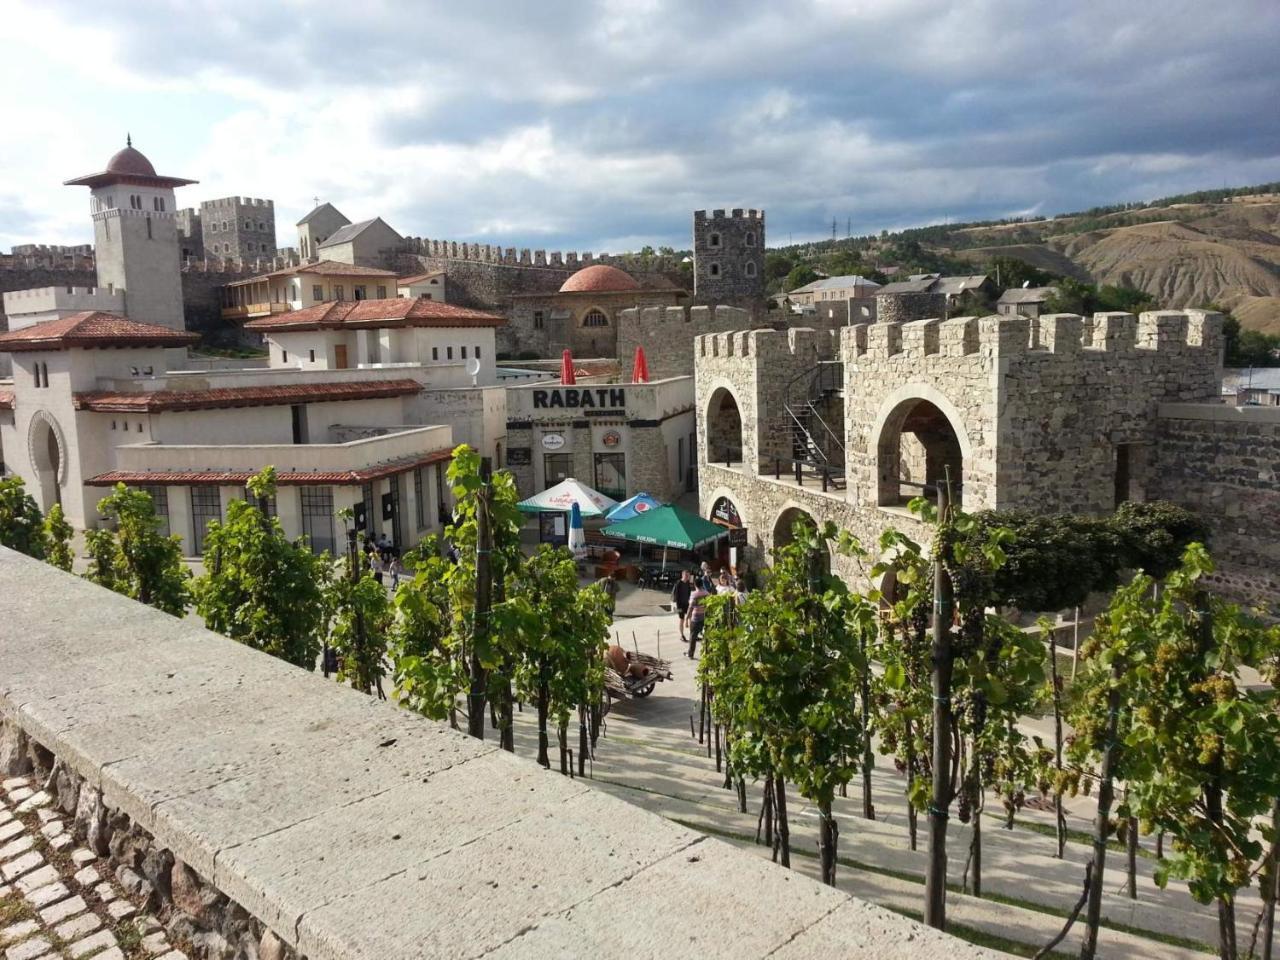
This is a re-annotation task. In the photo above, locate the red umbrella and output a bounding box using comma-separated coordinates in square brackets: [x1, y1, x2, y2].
[631, 345, 650, 383]
[560, 348, 576, 385]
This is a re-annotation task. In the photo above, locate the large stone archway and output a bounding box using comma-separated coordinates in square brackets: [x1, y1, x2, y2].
[705, 386, 745, 468]
[871, 385, 970, 507]
[27, 410, 67, 510]
[770, 503, 831, 571]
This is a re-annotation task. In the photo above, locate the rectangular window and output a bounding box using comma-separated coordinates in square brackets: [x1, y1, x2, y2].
[461, 346, 467, 359]
[354, 285, 366, 301]
[594, 453, 627, 501]
[360, 482, 375, 535]
[291, 404, 308, 444]
[376, 285, 386, 299]
[309, 349, 316, 363]
[282, 350, 288, 363]
[335, 285, 345, 301]
[136, 485, 170, 539]
[432, 347, 439, 361]
[414, 467, 426, 530]
[533, 310, 544, 330]
[312, 284, 323, 301]
[446, 346, 453, 360]
[475, 345, 481, 359]
[300, 486, 336, 555]
[190, 486, 221, 556]
[543, 453, 573, 490]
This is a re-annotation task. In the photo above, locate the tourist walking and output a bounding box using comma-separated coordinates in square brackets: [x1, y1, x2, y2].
[370, 551, 384, 586]
[598, 570, 621, 617]
[671, 570, 694, 644]
[389, 556, 403, 589]
[685, 581, 710, 658]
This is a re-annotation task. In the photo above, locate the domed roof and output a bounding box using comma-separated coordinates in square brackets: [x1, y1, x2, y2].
[105, 144, 157, 178]
[559, 264, 640, 294]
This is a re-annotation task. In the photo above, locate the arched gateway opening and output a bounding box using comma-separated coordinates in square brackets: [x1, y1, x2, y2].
[771, 505, 830, 572]
[706, 387, 745, 468]
[29, 412, 65, 509]
[876, 397, 964, 507]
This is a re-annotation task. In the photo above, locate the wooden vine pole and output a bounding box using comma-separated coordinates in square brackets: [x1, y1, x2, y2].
[924, 480, 955, 930]
[466, 456, 493, 741]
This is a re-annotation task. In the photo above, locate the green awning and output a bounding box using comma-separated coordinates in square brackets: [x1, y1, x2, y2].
[601, 504, 728, 550]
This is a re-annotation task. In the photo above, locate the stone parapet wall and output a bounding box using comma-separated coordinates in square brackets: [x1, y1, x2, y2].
[0, 548, 993, 960]
[1149, 403, 1280, 612]
[618, 304, 760, 381]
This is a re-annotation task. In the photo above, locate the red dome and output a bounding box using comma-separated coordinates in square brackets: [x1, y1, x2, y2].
[559, 264, 640, 294]
[105, 145, 158, 178]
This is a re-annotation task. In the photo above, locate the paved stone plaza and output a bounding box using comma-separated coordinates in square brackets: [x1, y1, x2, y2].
[0, 777, 186, 960]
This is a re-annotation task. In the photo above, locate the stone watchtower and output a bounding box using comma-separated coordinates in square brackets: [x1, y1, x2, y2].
[693, 208, 765, 300]
[63, 137, 197, 331]
[199, 197, 277, 261]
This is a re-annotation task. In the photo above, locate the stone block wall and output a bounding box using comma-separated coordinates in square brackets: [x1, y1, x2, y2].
[692, 209, 765, 300]
[0, 549, 995, 959]
[1149, 403, 1280, 611]
[876, 291, 946, 324]
[617, 304, 760, 381]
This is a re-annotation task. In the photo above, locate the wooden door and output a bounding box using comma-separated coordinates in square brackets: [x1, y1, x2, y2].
[334, 344, 349, 369]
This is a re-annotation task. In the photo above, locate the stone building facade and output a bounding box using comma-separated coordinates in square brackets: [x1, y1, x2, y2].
[174, 207, 203, 260]
[200, 197, 276, 261]
[505, 377, 697, 504]
[693, 209, 765, 300]
[693, 309, 1279, 610]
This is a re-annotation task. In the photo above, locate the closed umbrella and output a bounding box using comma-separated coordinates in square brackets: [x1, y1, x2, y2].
[560, 348, 576, 385]
[568, 501, 587, 559]
[632, 345, 650, 383]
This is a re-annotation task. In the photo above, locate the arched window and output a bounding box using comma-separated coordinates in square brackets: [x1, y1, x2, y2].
[582, 310, 609, 328]
[745, 262, 757, 278]
[745, 232, 755, 247]
[876, 397, 965, 507]
[706, 387, 744, 466]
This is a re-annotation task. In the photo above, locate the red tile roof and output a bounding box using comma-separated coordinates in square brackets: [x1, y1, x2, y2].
[228, 259, 399, 285]
[0, 313, 199, 353]
[244, 297, 505, 332]
[559, 264, 640, 293]
[73, 378, 422, 413]
[0, 390, 13, 411]
[85, 448, 453, 488]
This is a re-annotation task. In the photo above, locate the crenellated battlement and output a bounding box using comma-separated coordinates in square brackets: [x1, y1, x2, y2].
[201, 197, 273, 209]
[694, 208, 765, 222]
[838, 310, 1222, 366]
[399, 236, 684, 275]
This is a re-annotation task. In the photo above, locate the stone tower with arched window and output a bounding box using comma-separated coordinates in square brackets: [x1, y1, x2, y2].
[692, 208, 765, 300]
[63, 138, 196, 331]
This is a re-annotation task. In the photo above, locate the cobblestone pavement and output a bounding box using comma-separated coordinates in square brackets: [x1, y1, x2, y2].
[0, 778, 186, 960]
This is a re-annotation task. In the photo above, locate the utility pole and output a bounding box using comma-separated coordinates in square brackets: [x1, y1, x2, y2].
[925, 475, 955, 930]
[467, 457, 493, 740]
[831, 218, 837, 242]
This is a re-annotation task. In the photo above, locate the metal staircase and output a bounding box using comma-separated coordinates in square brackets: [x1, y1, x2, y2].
[782, 361, 846, 490]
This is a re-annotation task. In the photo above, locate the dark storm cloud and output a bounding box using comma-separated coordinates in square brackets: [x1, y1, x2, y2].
[20, 0, 1280, 248]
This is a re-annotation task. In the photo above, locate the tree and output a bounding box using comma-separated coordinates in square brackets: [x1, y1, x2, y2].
[765, 253, 795, 283]
[193, 468, 329, 667]
[443, 445, 524, 743]
[43, 504, 74, 572]
[986, 255, 1057, 290]
[504, 546, 611, 772]
[784, 264, 819, 292]
[1125, 546, 1280, 960]
[725, 517, 876, 885]
[84, 484, 190, 616]
[389, 539, 463, 722]
[0, 476, 50, 559]
[328, 566, 393, 696]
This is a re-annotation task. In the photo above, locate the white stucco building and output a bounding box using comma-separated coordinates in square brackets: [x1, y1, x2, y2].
[0, 143, 509, 558]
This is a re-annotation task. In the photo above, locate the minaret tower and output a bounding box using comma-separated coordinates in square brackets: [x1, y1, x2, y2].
[63, 137, 198, 330]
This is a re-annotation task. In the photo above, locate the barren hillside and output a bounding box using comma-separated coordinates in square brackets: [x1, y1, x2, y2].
[950, 196, 1280, 330]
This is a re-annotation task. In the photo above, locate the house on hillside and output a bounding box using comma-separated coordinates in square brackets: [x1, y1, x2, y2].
[996, 286, 1057, 318]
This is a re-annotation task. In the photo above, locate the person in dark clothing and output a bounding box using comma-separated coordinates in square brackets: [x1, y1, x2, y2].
[671, 570, 694, 643]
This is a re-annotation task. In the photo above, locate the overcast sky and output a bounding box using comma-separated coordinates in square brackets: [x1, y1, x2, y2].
[2, 0, 1278, 254]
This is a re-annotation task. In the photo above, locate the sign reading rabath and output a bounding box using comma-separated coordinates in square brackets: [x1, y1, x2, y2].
[532, 387, 626, 410]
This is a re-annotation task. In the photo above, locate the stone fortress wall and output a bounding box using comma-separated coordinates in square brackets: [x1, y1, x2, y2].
[694, 309, 1276, 607]
[0, 549, 992, 960]
[616, 304, 766, 380]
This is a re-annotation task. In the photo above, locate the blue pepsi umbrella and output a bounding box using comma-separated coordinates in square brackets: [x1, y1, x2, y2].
[604, 492, 663, 523]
